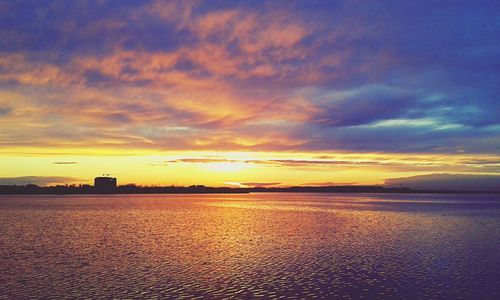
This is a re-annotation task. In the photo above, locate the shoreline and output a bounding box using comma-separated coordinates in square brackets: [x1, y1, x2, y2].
[1, 190, 499, 195]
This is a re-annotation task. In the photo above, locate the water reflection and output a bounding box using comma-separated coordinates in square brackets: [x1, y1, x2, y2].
[0, 193, 499, 299]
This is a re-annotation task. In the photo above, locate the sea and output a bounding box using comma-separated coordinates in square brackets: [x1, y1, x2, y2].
[1, 193, 499, 299]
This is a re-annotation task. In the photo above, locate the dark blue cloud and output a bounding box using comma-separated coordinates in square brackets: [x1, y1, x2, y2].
[311, 85, 418, 127]
[84, 69, 115, 86]
[288, 120, 500, 154]
[106, 112, 132, 123]
[0, 107, 12, 117]
[385, 173, 500, 192]
[0, 0, 188, 60]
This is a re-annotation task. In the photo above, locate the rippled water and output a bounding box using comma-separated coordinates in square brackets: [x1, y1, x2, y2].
[1, 193, 499, 299]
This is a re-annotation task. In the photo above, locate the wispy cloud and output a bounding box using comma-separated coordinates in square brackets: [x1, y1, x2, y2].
[0, 176, 84, 186]
[224, 181, 281, 188]
[162, 156, 500, 173]
[240, 182, 282, 188]
[0, 107, 12, 116]
[302, 182, 360, 186]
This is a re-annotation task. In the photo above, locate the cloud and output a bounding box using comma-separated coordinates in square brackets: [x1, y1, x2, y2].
[105, 112, 132, 123]
[163, 155, 500, 173]
[385, 173, 500, 192]
[170, 158, 239, 164]
[0, 107, 11, 116]
[224, 181, 281, 188]
[302, 182, 360, 186]
[240, 182, 281, 188]
[0, 1, 499, 156]
[167, 157, 380, 166]
[0, 176, 84, 186]
[310, 85, 418, 127]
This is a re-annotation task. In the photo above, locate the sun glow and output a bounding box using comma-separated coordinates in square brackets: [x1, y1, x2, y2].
[204, 162, 249, 172]
[0, 149, 498, 187]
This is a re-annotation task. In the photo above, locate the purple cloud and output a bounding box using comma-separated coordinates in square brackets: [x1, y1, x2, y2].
[385, 173, 500, 192]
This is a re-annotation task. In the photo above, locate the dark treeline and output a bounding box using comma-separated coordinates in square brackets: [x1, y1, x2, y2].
[0, 184, 496, 195]
[0, 184, 245, 195]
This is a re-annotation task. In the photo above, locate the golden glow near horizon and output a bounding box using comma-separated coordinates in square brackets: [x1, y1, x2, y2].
[1, 148, 498, 187]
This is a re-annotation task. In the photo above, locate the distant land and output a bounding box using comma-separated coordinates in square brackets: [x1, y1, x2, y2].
[1, 184, 499, 195]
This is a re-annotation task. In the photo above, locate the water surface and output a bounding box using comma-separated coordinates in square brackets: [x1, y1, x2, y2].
[1, 193, 499, 299]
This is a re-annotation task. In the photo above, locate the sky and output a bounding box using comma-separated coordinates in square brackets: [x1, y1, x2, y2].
[0, 0, 499, 189]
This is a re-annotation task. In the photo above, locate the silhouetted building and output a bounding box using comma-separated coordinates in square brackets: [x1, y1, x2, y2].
[94, 176, 117, 193]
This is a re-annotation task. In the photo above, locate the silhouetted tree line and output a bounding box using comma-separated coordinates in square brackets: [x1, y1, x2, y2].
[0, 184, 451, 195]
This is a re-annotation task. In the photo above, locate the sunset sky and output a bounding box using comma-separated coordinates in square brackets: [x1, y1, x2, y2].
[1, 1, 499, 189]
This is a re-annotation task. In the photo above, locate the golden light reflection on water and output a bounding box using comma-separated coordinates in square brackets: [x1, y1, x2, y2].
[0, 193, 499, 299]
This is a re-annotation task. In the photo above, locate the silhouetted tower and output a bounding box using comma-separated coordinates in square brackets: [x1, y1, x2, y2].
[94, 176, 117, 193]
